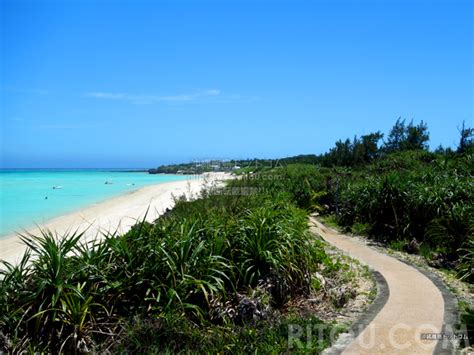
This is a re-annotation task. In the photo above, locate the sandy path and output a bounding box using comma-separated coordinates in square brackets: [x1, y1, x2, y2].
[310, 218, 446, 354]
[0, 173, 229, 266]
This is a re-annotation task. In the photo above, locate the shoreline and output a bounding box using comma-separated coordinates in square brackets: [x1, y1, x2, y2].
[0, 173, 191, 240]
[0, 172, 230, 266]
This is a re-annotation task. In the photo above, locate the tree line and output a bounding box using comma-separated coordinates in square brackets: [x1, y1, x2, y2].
[319, 118, 472, 168]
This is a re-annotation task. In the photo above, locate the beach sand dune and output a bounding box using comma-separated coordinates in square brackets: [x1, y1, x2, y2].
[0, 173, 230, 266]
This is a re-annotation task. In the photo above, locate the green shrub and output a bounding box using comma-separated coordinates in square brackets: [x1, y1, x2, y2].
[0, 189, 332, 352]
[113, 312, 341, 354]
[333, 152, 473, 273]
[351, 222, 371, 236]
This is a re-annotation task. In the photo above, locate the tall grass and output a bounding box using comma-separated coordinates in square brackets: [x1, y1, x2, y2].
[3, 150, 470, 352]
[335, 153, 473, 267]
[231, 152, 473, 280]
[0, 190, 330, 352]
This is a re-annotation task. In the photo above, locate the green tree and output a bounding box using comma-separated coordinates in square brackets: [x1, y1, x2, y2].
[457, 121, 474, 154]
[402, 120, 429, 150]
[361, 131, 384, 162]
[384, 118, 429, 152]
[352, 136, 365, 166]
[384, 118, 406, 153]
[325, 138, 353, 166]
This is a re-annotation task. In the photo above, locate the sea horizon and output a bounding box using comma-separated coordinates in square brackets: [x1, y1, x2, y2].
[0, 168, 150, 171]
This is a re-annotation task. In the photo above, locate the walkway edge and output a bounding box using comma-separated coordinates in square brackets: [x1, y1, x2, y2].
[322, 270, 390, 355]
[396, 259, 460, 354]
[313, 218, 461, 355]
[312, 218, 391, 355]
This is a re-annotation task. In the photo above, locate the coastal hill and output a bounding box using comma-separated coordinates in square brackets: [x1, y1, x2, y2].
[148, 155, 320, 175]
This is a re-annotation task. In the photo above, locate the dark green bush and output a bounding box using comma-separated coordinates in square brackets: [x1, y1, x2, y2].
[333, 152, 473, 273]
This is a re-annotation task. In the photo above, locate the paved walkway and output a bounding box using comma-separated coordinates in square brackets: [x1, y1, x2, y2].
[310, 218, 446, 354]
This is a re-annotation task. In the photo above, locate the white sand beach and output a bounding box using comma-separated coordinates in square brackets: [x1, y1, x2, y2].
[0, 172, 230, 266]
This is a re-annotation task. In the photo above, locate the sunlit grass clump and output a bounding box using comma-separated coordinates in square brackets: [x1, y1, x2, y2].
[0, 192, 332, 353]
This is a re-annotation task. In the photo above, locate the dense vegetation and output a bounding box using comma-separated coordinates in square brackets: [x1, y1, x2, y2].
[148, 156, 325, 174]
[0, 185, 349, 352]
[1, 118, 472, 352]
[229, 119, 473, 345]
[149, 160, 237, 174]
[232, 119, 473, 282]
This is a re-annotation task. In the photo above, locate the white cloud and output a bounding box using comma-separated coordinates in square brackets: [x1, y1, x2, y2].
[84, 89, 222, 104]
[85, 92, 127, 100]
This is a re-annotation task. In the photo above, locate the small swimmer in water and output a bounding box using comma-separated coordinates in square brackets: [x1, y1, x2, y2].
[45, 196, 48, 200]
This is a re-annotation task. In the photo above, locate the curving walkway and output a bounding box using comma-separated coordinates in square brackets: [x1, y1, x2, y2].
[310, 217, 449, 354]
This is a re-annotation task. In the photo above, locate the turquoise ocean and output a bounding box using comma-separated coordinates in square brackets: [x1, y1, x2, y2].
[0, 170, 189, 238]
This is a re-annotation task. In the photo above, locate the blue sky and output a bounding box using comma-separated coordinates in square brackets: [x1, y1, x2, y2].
[1, 0, 472, 168]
